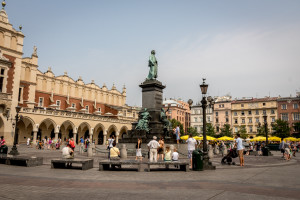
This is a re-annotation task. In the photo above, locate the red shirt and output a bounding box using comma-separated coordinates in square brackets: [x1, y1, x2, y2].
[69, 140, 75, 149]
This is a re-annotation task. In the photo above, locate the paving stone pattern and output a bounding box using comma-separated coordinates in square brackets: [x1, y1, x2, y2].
[0, 144, 299, 200]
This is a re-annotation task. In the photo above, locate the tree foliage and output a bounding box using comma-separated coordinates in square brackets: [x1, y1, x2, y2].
[271, 119, 290, 139]
[187, 127, 198, 137]
[206, 123, 216, 137]
[237, 125, 248, 139]
[219, 124, 233, 137]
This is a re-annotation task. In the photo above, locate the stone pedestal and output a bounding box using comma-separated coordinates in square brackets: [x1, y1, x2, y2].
[120, 79, 176, 144]
[214, 145, 219, 155]
[222, 146, 227, 156]
[120, 144, 127, 159]
[87, 145, 93, 157]
[208, 145, 214, 159]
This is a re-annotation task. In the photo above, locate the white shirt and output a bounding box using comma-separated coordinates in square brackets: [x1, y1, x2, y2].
[147, 140, 160, 149]
[108, 139, 114, 148]
[175, 127, 180, 134]
[186, 138, 197, 151]
[236, 137, 244, 150]
[172, 152, 179, 161]
[62, 147, 72, 158]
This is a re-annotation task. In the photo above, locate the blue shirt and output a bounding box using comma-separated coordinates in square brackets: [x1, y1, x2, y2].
[80, 138, 84, 144]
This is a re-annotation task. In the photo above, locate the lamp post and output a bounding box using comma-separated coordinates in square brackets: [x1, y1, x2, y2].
[200, 78, 215, 170]
[263, 114, 270, 156]
[263, 114, 268, 146]
[187, 99, 193, 134]
[9, 106, 21, 156]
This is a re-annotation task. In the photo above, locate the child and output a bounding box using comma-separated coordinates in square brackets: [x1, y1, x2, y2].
[172, 148, 179, 161]
[164, 146, 172, 161]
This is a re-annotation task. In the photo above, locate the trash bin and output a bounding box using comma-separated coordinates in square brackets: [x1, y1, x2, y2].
[0, 145, 8, 155]
[262, 147, 270, 156]
[192, 150, 203, 171]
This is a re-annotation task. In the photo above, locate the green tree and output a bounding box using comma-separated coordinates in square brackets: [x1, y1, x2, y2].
[219, 124, 233, 137]
[256, 125, 266, 137]
[187, 127, 198, 137]
[293, 122, 300, 138]
[271, 119, 290, 139]
[169, 119, 184, 134]
[237, 125, 248, 139]
[206, 123, 216, 137]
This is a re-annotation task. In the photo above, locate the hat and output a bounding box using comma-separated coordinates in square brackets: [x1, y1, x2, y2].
[153, 136, 157, 140]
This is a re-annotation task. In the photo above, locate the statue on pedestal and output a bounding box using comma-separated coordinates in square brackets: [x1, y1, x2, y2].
[147, 50, 158, 80]
[135, 108, 151, 132]
[160, 108, 171, 130]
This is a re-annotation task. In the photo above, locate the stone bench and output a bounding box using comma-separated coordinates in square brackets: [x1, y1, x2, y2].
[99, 160, 142, 172]
[0, 155, 43, 167]
[249, 151, 258, 156]
[51, 158, 93, 170]
[146, 160, 189, 172]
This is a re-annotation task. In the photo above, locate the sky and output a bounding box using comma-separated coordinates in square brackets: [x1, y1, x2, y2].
[5, 0, 300, 106]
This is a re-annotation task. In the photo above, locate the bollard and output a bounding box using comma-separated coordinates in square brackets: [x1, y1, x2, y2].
[87, 144, 93, 157]
[120, 144, 127, 159]
[91, 143, 96, 156]
[208, 145, 214, 159]
[222, 146, 227, 156]
[214, 145, 219, 155]
[170, 145, 175, 154]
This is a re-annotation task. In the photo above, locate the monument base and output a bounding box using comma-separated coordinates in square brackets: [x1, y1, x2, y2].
[120, 79, 177, 143]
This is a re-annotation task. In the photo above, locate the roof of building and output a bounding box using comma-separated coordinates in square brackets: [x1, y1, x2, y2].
[231, 97, 277, 104]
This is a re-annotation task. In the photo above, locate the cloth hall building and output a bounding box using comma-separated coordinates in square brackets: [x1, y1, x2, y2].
[0, 3, 138, 145]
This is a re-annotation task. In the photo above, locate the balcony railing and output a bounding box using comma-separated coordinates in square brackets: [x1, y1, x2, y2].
[21, 107, 135, 123]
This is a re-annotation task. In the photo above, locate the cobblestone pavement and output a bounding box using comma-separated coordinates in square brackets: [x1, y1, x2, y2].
[0, 144, 299, 200]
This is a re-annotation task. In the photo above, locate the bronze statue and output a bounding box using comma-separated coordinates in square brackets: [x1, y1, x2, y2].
[147, 50, 158, 80]
[135, 108, 151, 132]
[160, 108, 171, 130]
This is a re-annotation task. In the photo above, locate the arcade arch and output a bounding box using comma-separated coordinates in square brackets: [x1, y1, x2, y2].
[119, 126, 128, 139]
[60, 120, 76, 142]
[38, 118, 56, 141]
[78, 122, 91, 141]
[93, 123, 105, 145]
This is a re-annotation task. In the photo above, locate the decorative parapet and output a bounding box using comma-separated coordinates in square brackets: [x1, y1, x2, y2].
[21, 107, 136, 124]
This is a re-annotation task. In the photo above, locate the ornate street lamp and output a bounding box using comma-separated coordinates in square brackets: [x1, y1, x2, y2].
[263, 114, 270, 156]
[200, 78, 215, 170]
[9, 106, 21, 155]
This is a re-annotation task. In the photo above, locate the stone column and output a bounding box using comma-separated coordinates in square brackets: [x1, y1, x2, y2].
[73, 129, 77, 145]
[89, 128, 94, 141]
[54, 125, 59, 141]
[116, 131, 120, 143]
[32, 131, 38, 145]
[103, 129, 107, 145]
[55, 132, 59, 141]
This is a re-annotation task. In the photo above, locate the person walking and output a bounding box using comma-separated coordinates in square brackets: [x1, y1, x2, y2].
[26, 138, 30, 147]
[279, 140, 285, 158]
[175, 125, 180, 146]
[235, 133, 244, 167]
[147, 136, 160, 162]
[186, 133, 197, 168]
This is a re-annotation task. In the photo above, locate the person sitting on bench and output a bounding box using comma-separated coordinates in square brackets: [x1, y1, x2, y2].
[110, 141, 120, 160]
[62, 144, 74, 159]
[172, 148, 179, 161]
[164, 146, 172, 161]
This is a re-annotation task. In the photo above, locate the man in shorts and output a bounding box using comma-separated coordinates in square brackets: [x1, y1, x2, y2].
[235, 133, 244, 167]
[186, 133, 197, 168]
